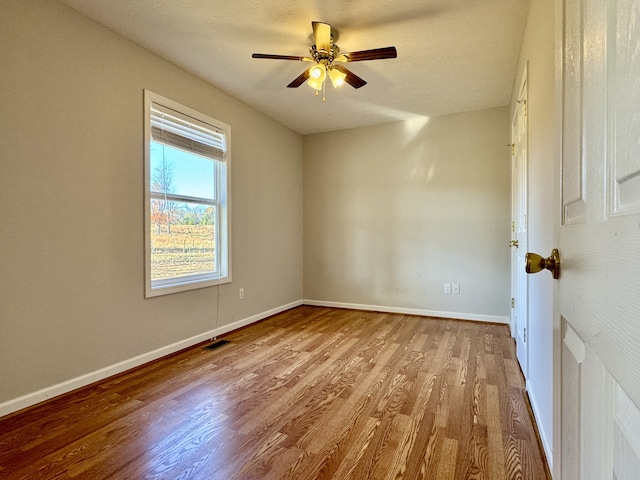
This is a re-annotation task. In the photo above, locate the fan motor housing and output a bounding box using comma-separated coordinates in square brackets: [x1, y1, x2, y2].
[310, 44, 340, 64]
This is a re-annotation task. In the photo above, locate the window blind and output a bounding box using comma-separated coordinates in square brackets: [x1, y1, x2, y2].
[150, 102, 226, 162]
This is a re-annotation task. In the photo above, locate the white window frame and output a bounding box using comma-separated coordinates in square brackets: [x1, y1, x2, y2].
[144, 90, 231, 297]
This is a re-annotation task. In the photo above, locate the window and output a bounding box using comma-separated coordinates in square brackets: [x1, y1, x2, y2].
[144, 90, 231, 297]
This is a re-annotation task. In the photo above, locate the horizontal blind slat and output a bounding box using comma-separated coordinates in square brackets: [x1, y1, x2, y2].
[150, 103, 226, 162]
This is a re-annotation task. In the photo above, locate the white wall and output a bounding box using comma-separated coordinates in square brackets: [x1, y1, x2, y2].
[0, 0, 303, 412]
[303, 109, 511, 321]
[511, 0, 556, 467]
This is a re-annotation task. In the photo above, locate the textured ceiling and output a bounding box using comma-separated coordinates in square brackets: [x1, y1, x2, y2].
[55, 0, 530, 135]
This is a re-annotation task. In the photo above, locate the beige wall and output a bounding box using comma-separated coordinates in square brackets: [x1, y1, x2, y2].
[0, 0, 517, 415]
[511, 0, 556, 466]
[303, 108, 511, 320]
[0, 0, 303, 408]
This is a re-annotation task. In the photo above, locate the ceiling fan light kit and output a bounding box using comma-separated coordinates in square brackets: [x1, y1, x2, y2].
[328, 67, 346, 87]
[252, 21, 397, 101]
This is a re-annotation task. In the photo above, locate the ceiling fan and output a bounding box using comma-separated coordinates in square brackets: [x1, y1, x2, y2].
[252, 21, 397, 99]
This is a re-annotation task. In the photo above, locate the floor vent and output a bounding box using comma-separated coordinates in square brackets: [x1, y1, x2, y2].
[203, 339, 230, 350]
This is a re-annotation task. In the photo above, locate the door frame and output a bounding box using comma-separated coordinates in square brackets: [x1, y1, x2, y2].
[511, 63, 529, 378]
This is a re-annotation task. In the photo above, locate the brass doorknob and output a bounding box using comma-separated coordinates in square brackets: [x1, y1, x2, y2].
[509, 240, 519, 248]
[525, 249, 560, 279]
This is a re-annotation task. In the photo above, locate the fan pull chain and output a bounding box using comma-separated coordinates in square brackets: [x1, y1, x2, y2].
[322, 78, 326, 102]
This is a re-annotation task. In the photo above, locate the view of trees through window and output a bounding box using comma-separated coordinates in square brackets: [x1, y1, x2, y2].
[149, 142, 217, 282]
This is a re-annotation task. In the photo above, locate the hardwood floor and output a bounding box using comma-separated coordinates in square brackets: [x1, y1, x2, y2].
[0, 306, 550, 479]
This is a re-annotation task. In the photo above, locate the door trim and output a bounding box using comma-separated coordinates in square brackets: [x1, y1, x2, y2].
[511, 62, 529, 378]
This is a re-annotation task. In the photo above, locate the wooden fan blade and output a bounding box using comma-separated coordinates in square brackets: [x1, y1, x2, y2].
[312, 21, 331, 51]
[287, 68, 311, 88]
[333, 64, 367, 89]
[343, 46, 397, 62]
[252, 53, 307, 61]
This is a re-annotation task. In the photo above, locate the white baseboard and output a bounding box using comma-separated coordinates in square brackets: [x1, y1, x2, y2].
[303, 299, 510, 325]
[0, 300, 303, 418]
[526, 379, 553, 472]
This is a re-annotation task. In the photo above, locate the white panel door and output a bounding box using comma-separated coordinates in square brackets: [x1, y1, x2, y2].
[558, 0, 640, 478]
[511, 69, 529, 378]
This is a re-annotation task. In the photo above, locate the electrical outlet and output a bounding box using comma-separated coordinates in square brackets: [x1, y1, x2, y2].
[452, 283, 460, 294]
[444, 283, 451, 294]
[239, 287, 244, 299]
